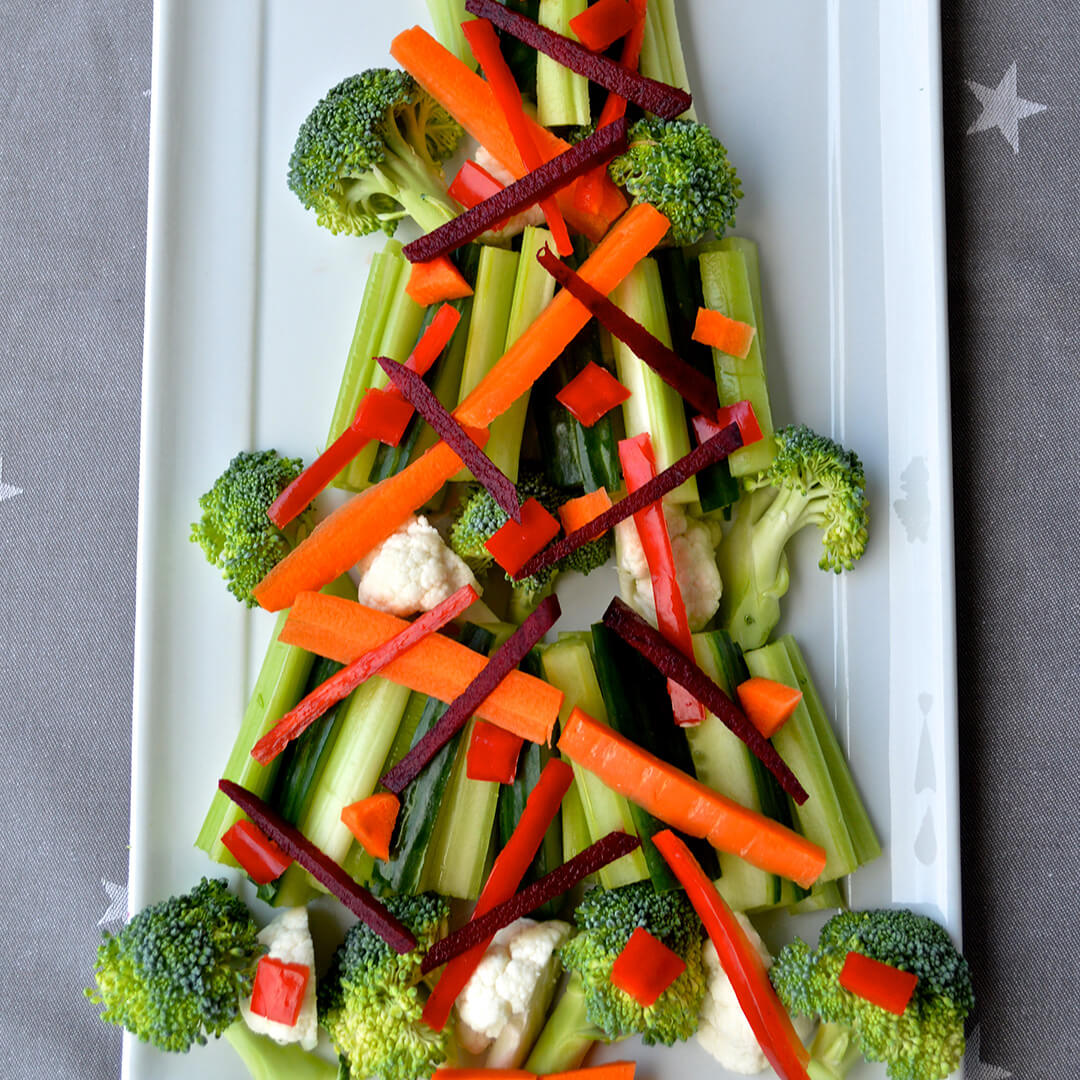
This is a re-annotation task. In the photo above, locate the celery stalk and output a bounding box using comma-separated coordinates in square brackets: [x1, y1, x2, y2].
[424, 0, 477, 70]
[537, 0, 590, 127]
[223, 1020, 337, 1080]
[639, 0, 697, 120]
[560, 776, 591, 860]
[411, 296, 473, 461]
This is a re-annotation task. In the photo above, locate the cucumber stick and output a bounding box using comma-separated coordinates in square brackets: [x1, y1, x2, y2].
[639, 0, 696, 120]
[537, 0, 590, 127]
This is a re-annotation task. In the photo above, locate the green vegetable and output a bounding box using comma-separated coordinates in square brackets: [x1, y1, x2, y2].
[319, 892, 451, 1080]
[86, 878, 259, 1053]
[608, 117, 741, 246]
[717, 424, 870, 650]
[523, 972, 602, 1074]
[423, 0, 477, 69]
[222, 1020, 337, 1080]
[771, 908, 975, 1080]
[638, 0, 696, 121]
[287, 68, 463, 237]
[537, 0, 590, 127]
[190, 449, 311, 606]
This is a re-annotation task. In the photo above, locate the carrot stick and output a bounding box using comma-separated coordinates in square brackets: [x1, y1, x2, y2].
[558, 707, 826, 888]
[735, 677, 803, 739]
[340, 793, 400, 862]
[434, 1072, 535, 1080]
[276, 591, 562, 744]
[546, 1067, 636, 1080]
[558, 488, 613, 536]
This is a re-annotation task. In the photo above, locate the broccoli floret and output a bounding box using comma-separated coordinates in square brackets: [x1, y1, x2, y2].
[608, 117, 742, 246]
[771, 908, 974, 1080]
[86, 878, 261, 1053]
[318, 892, 450, 1080]
[288, 68, 463, 237]
[190, 449, 312, 607]
[716, 424, 870, 650]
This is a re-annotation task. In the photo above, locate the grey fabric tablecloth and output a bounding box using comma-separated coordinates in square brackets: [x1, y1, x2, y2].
[0, 1, 1071, 1077]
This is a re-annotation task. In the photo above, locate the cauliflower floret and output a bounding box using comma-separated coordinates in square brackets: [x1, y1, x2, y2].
[240, 907, 318, 1051]
[475, 146, 545, 236]
[355, 515, 478, 616]
[615, 501, 723, 630]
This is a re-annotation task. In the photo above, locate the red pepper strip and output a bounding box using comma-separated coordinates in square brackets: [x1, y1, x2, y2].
[251, 584, 478, 765]
[377, 355, 521, 523]
[461, 17, 573, 257]
[610, 926, 687, 1007]
[693, 400, 763, 450]
[652, 830, 812, 1080]
[484, 497, 562, 577]
[448, 159, 509, 231]
[266, 304, 461, 528]
[467, 719, 525, 784]
[618, 434, 705, 727]
[465, 0, 691, 120]
[380, 594, 562, 795]
[218, 780, 417, 953]
[249, 956, 310, 1027]
[220, 819, 293, 885]
[839, 952, 919, 1016]
[602, 597, 808, 803]
[555, 361, 631, 427]
[513, 424, 742, 581]
[421, 830, 641, 974]
[569, 0, 639, 51]
[351, 386, 416, 446]
[422, 758, 574, 1029]
[537, 245, 718, 416]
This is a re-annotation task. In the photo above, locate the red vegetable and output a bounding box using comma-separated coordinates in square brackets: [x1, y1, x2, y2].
[652, 830, 812, 1080]
[218, 780, 417, 953]
[422, 758, 573, 1029]
[537, 244, 718, 416]
[351, 386, 416, 447]
[610, 927, 687, 1007]
[693, 307, 757, 359]
[618, 434, 704, 727]
[839, 952, 919, 1016]
[555, 361, 631, 427]
[251, 584, 478, 765]
[340, 792, 401, 862]
[220, 819, 293, 885]
[406, 256, 474, 305]
[693, 400, 763, 450]
[558, 487, 613, 536]
[380, 595, 562, 795]
[484, 497, 562, 577]
[249, 956, 310, 1027]
[602, 597, 808, 803]
[448, 159, 509, 231]
[464, 0, 692, 120]
[403, 120, 629, 265]
[569, 0, 638, 51]
[421, 830, 641, 973]
[736, 677, 803, 739]
[467, 720, 525, 784]
[513, 423, 743, 581]
[377, 355, 520, 522]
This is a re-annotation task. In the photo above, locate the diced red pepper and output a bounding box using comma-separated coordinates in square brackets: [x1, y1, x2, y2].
[558, 487, 613, 537]
[610, 926, 687, 1006]
[221, 819, 293, 885]
[556, 361, 631, 427]
[249, 956, 310, 1027]
[351, 386, 416, 446]
[467, 719, 525, 784]
[484, 497, 562, 577]
[693, 401, 764, 451]
[839, 952, 919, 1016]
[569, 0, 639, 51]
[449, 159, 509, 231]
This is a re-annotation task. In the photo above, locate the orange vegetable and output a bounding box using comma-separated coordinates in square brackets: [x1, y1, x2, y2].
[693, 307, 758, 360]
[432, 1063, 635, 1080]
[405, 256, 474, 305]
[278, 591, 562, 744]
[340, 793, 400, 861]
[546, 1066, 636, 1080]
[433, 1072, 535, 1080]
[558, 707, 826, 887]
[558, 487, 613, 536]
[736, 677, 803, 739]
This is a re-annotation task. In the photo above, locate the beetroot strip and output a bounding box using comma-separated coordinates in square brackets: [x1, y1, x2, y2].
[537, 245, 718, 416]
[601, 598, 809, 804]
[217, 780, 417, 953]
[464, 0, 692, 120]
[420, 830, 640, 973]
[403, 119, 628, 265]
[376, 356, 521, 523]
[513, 424, 742, 581]
[380, 594, 562, 795]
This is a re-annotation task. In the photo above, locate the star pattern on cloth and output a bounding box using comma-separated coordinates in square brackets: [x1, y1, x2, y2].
[964, 1024, 1013, 1080]
[966, 62, 1047, 154]
[98, 878, 129, 929]
[0, 457, 22, 504]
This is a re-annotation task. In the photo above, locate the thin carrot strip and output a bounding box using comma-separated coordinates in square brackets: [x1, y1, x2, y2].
[546, 1067, 636, 1080]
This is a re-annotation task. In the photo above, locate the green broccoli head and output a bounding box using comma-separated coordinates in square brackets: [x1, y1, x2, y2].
[86, 877, 261, 1053]
[771, 908, 974, 1080]
[190, 449, 311, 607]
[608, 117, 742, 246]
[287, 68, 464, 237]
[319, 892, 450, 1080]
[559, 882, 707, 1046]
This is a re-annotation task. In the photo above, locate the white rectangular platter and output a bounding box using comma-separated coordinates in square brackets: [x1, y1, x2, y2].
[129, 1, 958, 1077]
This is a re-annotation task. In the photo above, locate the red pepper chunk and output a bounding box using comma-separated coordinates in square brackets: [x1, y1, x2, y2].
[448, 160, 510, 231]
[485, 497, 562, 577]
[556, 361, 631, 427]
[693, 401, 764, 451]
[220, 819, 292, 885]
[467, 719, 525, 784]
[839, 952, 919, 1016]
[249, 956, 310, 1027]
[351, 386, 416, 446]
[610, 927, 687, 1007]
[569, 0, 639, 52]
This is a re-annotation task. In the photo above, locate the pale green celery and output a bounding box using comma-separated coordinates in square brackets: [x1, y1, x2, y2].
[411, 296, 473, 460]
[714, 235, 767, 357]
[611, 258, 697, 502]
[267, 863, 318, 909]
[639, 0, 697, 120]
[788, 878, 845, 914]
[424, 0, 477, 69]
[538, 0, 590, 126]
[540, 638, 648, 888]
[223, 1020, 337, 1080]
[560, 776, 591, 860]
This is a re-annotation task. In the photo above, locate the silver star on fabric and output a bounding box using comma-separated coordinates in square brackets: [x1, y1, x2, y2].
[966, 62, 1046, 154]
[98, 879, 129, 929]
[0, 457, 22, 504]
[963, 1025, 1013, 1080]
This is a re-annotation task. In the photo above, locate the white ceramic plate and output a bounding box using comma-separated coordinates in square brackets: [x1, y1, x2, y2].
[129, 1, 957, 1076]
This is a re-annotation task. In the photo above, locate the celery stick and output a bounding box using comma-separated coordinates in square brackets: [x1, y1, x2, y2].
[223, 1020, 337, 1080]
[537, 0, 590, 127]
[639, 0, 697, 120]
[714, 235, 767, 358]
[788, 878, 845, 914]
[561, 776, 591, 860]
[410, 296, 472, 461]
[424, 0, 477, 70]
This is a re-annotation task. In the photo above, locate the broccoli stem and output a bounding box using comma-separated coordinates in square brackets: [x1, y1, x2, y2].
[424, 0, 478, 70]
[223, 1020, 338, 1080]
[537, 0, 591, 127]
[806, 1021, 863, 1080]
[524, 972, 607, 1074]
[638, 0, 697, 120]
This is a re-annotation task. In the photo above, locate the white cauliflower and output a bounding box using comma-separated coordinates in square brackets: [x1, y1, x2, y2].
[240, 907, 318, 1051]
[456, 918, 572, 1067]
[474, 146, 545, 236]
[355, 515, 478, 616]
[615, 500, 723, 630]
